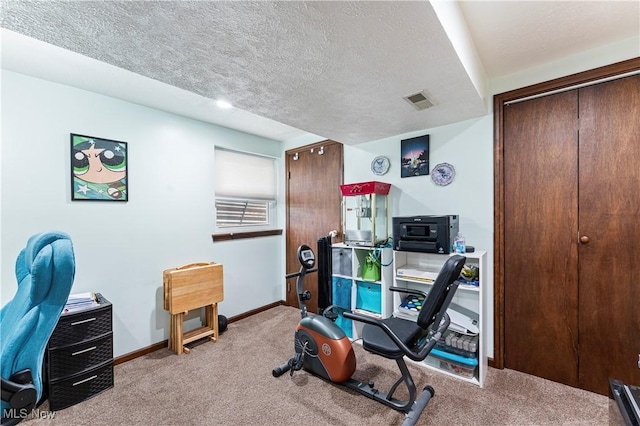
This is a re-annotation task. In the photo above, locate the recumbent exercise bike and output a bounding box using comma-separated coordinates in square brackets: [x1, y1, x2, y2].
[273, 244, 466, 426]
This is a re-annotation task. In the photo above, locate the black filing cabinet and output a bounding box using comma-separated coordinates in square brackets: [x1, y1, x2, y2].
[46, 294, 113, 411]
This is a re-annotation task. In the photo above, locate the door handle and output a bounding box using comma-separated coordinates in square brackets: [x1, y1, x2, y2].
[579, 235, 590, 244]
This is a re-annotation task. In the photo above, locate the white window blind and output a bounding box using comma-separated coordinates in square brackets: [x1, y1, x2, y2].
[215, 149, 276, 200]
[214, 148, 276, 228]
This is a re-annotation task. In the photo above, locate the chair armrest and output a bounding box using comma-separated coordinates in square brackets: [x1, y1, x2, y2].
[343, 311, 450, 362]
[1, 369, 37, 419]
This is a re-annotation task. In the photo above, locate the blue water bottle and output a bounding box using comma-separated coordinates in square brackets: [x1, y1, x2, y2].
[455, 232, 466, 254]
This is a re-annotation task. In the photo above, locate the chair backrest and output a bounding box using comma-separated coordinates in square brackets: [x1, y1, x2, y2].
[416, 255, 466, 330]
[0, 231, 75, 406]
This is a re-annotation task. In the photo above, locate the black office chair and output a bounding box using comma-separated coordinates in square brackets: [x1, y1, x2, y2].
[343, 254, 466, 425]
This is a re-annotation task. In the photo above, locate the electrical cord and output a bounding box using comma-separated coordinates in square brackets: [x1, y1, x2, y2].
[370, 245, 393, 267]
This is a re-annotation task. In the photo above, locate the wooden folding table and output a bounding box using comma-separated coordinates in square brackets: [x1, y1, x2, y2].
[163, 262, 224, 355]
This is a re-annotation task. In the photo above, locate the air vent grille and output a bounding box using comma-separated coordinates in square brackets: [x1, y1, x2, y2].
[404, 91, 434, 111]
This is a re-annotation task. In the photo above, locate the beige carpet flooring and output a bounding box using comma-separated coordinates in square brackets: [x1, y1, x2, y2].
[26, 305, 610, 425]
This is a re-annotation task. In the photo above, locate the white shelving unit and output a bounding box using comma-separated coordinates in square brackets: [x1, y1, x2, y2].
[392, 250, 487, 387]
[331, 243, 393, 340]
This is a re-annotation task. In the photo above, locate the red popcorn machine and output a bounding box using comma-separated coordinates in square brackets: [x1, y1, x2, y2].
[340, 181, 391, 247]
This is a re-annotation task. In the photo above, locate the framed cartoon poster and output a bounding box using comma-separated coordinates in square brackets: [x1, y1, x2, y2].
[71, 133, 128, 201]
[400, 134, 429, 178]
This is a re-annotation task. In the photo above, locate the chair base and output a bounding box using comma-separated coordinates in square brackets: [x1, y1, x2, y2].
[1, 369, 36, 426]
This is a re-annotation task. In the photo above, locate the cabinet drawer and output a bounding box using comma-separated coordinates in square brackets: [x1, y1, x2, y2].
[48, 360, 113, 411]
[48, 333, 113, 379]
[49, 306, 112, 349]
[332, 277, 352, 309]
[332, 248, 352, 276]
[355, 281, 381, 314]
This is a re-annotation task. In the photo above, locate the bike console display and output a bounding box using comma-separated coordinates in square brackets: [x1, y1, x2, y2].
[297, 245, 316, 269]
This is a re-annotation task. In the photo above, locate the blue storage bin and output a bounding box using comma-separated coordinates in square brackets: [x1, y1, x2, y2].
[429, 348, 477, 379]
[332, 277, 352, 309]
[355, 281, 381, 314]
[335, 311, 353, 338]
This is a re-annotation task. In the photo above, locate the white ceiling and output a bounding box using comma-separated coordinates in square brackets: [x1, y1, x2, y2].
[1, 1, 638, 145]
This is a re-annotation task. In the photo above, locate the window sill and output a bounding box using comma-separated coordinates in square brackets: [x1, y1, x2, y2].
[212, 229, 283, 242]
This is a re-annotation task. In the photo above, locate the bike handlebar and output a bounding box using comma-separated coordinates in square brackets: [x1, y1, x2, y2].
[285, 268, 317, 279]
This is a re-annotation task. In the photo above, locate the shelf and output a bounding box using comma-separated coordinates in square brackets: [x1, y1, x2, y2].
[332, 273, 352, 280]
[392, 250, 486, 388]
[357, 278, 383, 285]
[394, 275, 480, 292]
[353, 308, 382, 319]
[456, 284, 480, 292]
[333, 247, 486, 388]
[331, 245, 393, 340]
[418, 360, 481, 387]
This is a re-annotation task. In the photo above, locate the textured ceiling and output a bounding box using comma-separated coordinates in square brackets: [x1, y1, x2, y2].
[1, 1, 638, 145]
[1, 1, 486, 144]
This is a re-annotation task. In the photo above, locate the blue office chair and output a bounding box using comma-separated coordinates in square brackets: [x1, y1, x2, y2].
[1, 231, 75, 425]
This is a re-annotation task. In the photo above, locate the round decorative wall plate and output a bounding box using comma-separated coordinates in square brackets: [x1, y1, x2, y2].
[431, 162, 456, 186]
[371, 155, 390, 176]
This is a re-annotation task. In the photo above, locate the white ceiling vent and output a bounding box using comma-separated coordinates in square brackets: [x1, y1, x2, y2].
[404, 91, 434, 111]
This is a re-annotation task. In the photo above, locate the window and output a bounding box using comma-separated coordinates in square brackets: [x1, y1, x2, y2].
[214, 148, 276, 229]
[215, 198, 269, 227]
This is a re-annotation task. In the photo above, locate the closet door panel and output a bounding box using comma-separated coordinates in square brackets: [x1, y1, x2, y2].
[285, 142, 343, 313]
[578, 74, 640, 395]
[503, 90, 579, 387]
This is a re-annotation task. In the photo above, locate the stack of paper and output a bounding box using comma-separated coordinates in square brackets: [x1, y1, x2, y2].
[396, 266, 438, 282]
[63, 292, 98, 313]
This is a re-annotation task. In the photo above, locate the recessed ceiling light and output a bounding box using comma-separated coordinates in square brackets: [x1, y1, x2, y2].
[216, 100, 233, 109]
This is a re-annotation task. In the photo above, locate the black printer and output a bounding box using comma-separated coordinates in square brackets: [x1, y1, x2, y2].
[392, 215, 459, 254]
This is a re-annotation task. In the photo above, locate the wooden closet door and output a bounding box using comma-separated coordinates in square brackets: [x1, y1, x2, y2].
[503, 90, 580, 387]
[577, 74, 640, 395]
[285, 141, 343, 314]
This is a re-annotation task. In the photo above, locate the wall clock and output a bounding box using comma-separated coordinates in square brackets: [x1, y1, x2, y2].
[431, 162, 455, 186]
[371, 156, 390, 176]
